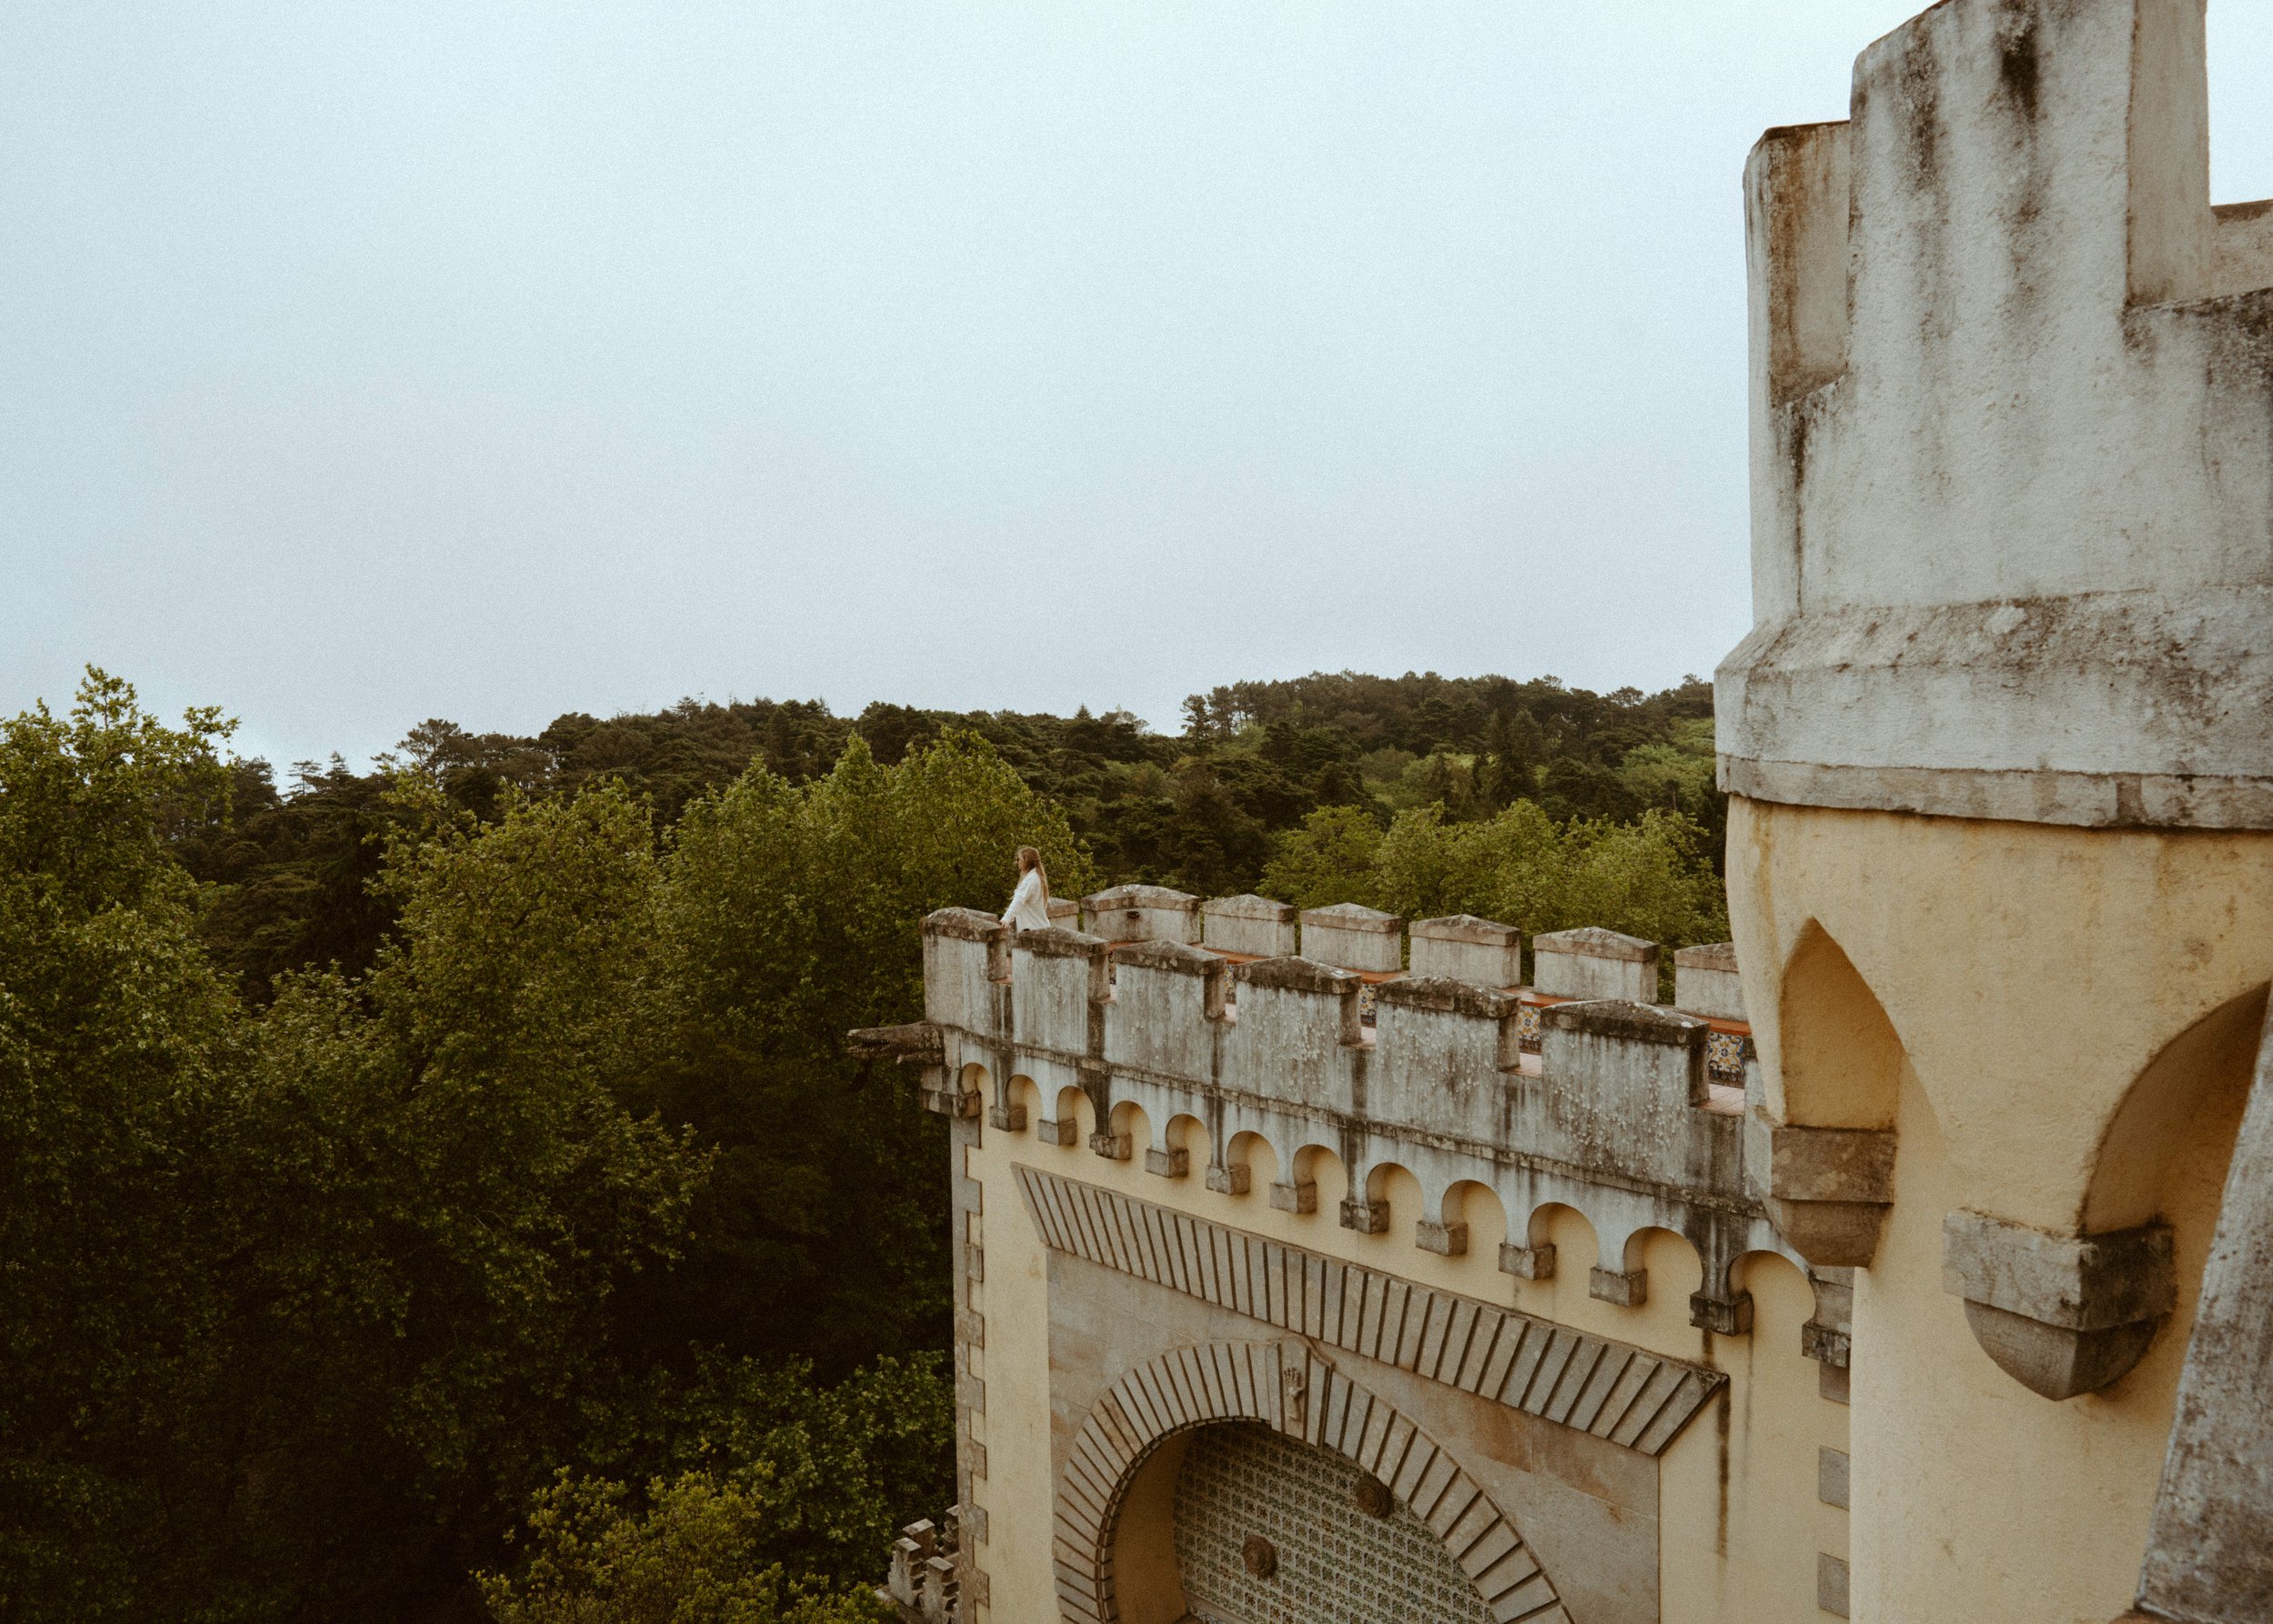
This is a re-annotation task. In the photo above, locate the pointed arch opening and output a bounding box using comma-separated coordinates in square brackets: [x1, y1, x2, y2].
[1775, 919, 1905, 1128]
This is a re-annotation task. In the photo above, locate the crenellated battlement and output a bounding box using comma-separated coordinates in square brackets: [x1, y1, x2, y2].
[1718, 0, 2273, 830]
[911, 888, 1808, 1339]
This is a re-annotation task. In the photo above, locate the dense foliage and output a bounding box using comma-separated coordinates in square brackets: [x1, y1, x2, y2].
[0, 674, 1086, 1621]
[1261, 802, 1727, 990]
[177, 670, 1717, 1004]
[3, 662, 1722, 1621]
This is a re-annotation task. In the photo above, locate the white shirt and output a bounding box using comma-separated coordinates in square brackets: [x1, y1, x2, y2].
[1003, 868, 1053, 931]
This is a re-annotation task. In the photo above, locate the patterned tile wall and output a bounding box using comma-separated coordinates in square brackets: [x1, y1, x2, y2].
[1705, 1028, 1750, 1084]
[1173, 1422, 1493, 1624]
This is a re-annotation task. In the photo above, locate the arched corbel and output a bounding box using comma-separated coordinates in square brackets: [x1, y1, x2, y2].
[1747, 922, 1903, 1267]
[1943, 988, 2267, 1402]
[1940, 1210, 2174, 1401]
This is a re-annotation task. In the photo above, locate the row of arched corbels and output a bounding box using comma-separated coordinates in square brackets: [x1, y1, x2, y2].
[920, 907, 1847, 1338]
[941, 1034, 1847, 1360]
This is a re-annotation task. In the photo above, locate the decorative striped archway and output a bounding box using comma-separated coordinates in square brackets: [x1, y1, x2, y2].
[1053, 1338, 1568, 1624]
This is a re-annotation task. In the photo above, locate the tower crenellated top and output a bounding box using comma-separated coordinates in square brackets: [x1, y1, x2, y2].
[1717, 0, 2273, 830]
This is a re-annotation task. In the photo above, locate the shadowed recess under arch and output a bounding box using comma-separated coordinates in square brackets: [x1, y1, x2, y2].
[1053, 1338, 1568, 1624]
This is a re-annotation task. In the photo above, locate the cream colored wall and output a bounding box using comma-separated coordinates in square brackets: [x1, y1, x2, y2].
[962, 1075, 1846, 1623]
[1724, 797, 2272, 1622]
[1727, 799, 2273, 1229]
[956, 1118, 1054, 1624]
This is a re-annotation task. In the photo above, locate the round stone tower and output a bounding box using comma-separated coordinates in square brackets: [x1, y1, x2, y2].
[1717, 2, 2273, 1619]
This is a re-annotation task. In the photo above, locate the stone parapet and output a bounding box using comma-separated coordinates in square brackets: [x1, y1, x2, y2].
[1297, 901, 1404, 974]
[1079, 883, 1203, 945]
[1672, 941, 1745, 1022]
[920, 907, 1793, 1331]
[1533, 927, 1660, 1003]
[1409, 914, 1522, 987]
[1201, 893, 1299, 957]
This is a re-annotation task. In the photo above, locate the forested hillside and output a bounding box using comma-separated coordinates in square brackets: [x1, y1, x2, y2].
[2, 666, 1724, 1623]
[182, 669, 1722, 1003]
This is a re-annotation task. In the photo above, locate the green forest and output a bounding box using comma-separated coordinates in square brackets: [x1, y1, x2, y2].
[0, 666, 1726, 1623]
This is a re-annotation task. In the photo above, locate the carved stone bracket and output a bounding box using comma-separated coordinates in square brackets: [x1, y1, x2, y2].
[1747, 1112, 1897, 1267]
[847, 1021, 946, 1066]
[1690, 1289, 1755, 1336]
[1941, 1210, 2175, 1400]
[1800, 1268, 1854, 1370]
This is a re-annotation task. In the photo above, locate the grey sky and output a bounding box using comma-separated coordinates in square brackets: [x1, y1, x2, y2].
[6, 3, 2270, 771]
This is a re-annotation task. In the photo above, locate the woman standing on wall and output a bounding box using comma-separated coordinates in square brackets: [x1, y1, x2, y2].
[1002, 846, 1053, 932]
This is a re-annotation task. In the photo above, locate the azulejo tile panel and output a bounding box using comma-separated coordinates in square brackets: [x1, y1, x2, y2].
[1705, 1028, 1749, 1084]
[1175, 1422, 1494, 1624]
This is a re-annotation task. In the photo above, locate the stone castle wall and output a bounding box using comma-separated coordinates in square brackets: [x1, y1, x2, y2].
[879, 888, 1852, 1624]
[884, 3, 2273, 1620]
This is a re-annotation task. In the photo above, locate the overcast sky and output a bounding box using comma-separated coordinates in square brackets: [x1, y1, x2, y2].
[5, 3, 2270, 770]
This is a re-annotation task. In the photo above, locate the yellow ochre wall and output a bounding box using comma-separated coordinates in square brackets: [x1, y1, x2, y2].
[1725, 798, 2273, 1623]
[956, 1078, 1849, 1624]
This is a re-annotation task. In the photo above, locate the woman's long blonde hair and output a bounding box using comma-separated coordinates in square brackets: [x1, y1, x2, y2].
[1017, 845, 1049, 902]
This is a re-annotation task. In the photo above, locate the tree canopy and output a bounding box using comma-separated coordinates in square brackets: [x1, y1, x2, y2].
[1, 661, 1727, 1620]
[0, 673, 1089, 1620]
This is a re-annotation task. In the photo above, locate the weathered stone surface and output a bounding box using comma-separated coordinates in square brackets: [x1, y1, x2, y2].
[1672, 942, 1747, 1022]
[1535, 926, 1657, 964]
[1409, 915, 1522, 987]
[922, 906, 1006, 942]
[1108, 937, 1220, 976]
[1533, 927, 1659, 1003]
[1817, 1552, 1850, 1618]
[1009, 925, 1110, 960]
[1233, 955, 1364, 997]
[1499, 1242, 1557, 1281]
[1942, 1211, 2175, 1399]
[1746, 1114, 1896, 1267]
[1540, 998, 1705, 1049]
[1802, 1268, 1853, 1371]
[1689, 1290, 1754, 1337]
[1589, 1267, 1647, 1308]
[1817, 1447, 1849, 1509]
[1373, 974, 1521, 1021]
[1202, 892, 1299, 957]
[1538, 1007, 1710, 1179]
[1205, 1164, 1250, 1196]
[1717, 0, 2273, 833]
[1079, 883, 1203, 944]
[1339, 1197, 1390, 1234]
[1415, 1218, 1468, 1258]
[1299, 901, 1404, 974]
[919, 909, 1009, 1036]
[1010, 929, 1106, 1056]
[1269, 1179, 1317, 1215]
[846, 1021, 944, 1066]
[1942, 1211, 2177, 1331]
[2136, 1003, 2273, 1618]
[1143, 1146, 1187, 1179]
